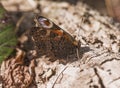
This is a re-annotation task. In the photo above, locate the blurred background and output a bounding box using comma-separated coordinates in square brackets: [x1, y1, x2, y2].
[1, 0, 120, 21]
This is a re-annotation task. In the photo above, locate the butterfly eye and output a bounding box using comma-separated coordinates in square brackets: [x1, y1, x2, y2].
[38, 17, 53, 29]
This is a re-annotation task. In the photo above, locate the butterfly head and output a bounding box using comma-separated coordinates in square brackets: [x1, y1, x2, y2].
[35, 16, 53, 29]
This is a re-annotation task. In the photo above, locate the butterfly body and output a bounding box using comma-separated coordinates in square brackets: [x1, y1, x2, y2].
[30, 16, 80, 59]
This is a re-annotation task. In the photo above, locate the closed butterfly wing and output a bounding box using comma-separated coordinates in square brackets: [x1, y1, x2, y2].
[30, 16, 80, 59]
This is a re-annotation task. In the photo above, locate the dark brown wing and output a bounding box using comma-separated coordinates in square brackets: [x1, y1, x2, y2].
[30, 16, 80, 59]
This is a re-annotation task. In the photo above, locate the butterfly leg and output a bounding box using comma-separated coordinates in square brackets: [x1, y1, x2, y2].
[76, 40, 81, 60]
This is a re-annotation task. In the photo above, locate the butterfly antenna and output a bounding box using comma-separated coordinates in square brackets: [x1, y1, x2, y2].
[76, 17, 84, 60]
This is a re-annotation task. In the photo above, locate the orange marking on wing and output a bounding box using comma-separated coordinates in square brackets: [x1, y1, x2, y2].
[64, 34, 69, 40]
[52, 29, 63, 36]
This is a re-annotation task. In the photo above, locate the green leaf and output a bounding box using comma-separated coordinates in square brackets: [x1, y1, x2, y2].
[0, 4, 17, 63]
[0, 6, 5, 19]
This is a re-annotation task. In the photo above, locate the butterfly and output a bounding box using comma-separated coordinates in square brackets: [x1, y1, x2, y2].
[30, 16, 80, 60]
